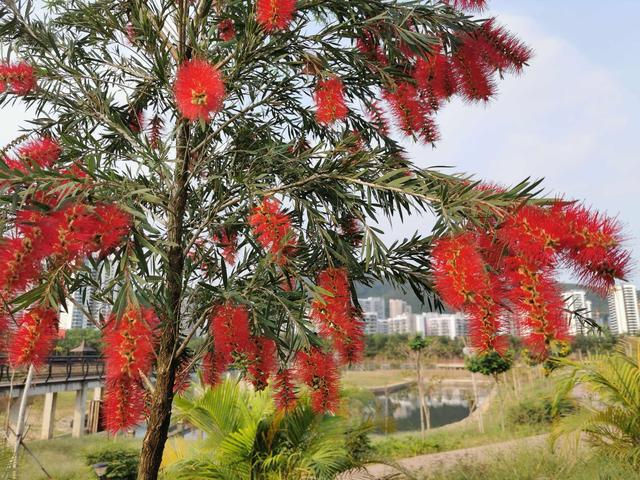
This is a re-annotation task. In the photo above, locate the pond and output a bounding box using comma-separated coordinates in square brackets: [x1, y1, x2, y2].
[371, 383, 491, 433]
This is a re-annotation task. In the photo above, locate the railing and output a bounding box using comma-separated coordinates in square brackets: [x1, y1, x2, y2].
[0, 355, 105, 386]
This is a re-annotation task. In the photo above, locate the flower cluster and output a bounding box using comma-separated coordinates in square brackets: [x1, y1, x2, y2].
[0, 62, 36, 95]
[248, 336, 277, 390]
[103, 305, 159, 433]
[273, 368, 297, 411]
[8, 307, 59, 368]
[295, 348, 339, 413]
[314, 77, 348, 125]
[218, 19, 236, 41]
[3, 136, 61, 173]
[248, 198, 296, 264]
[444, 0, 488, 12]
[256, 0, 297, 32]
[0, 203, 131, 301]
[355, 17, 532, 142]
[174, 59, 225, 122]
[204, 302, 253, 383]
[312, 267, 364, 365]
[432, 201, 629, 360]
[213, 229, 238, 265]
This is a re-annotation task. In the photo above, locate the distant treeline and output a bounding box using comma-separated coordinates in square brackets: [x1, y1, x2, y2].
[365, 332, 619, 361]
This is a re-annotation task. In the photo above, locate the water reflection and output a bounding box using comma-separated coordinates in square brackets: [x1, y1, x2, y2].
[372, 384, 489, 433]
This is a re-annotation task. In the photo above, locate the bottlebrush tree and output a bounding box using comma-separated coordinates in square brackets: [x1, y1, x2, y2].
[0, 0, 630, 478]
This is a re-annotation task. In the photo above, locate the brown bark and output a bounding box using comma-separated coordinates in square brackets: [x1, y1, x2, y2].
[137, 121, 190, 479]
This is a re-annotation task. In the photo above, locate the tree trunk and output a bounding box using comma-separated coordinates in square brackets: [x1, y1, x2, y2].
[137, 121, 190, 479]
[416, 351, 425, 438]
[137, 2, 191, 476]
[493, 373, 505, 432]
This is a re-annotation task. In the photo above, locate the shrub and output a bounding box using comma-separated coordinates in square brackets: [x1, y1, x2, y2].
[85, 446, 139, 480]
[507, 397, 575, 426]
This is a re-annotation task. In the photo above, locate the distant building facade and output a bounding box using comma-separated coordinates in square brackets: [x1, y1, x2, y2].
[415, 312, 468, 339]
[362, 311, 380, 336]
[360, 296, 386, 321]
[562, 290, 593, 335]
[385, 313, 415, 335]
[388, 299, 412, 318]
[59, 263, 113, 330]
[608, 283, 639, 336]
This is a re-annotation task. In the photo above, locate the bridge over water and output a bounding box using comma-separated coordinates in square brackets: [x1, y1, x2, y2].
[0, 356, 105, 440]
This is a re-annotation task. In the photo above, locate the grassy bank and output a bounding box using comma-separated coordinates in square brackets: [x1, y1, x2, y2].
[423, 447, 636, 480]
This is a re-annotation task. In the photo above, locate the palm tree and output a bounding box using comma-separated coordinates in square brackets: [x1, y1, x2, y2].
[163, 379, 363, 479]
[552, 338, 640, 468]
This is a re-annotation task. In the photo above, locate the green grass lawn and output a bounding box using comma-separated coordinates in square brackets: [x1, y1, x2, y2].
[17, 434, 141, 480]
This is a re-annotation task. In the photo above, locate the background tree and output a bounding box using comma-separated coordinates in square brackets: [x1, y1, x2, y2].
[409, 334, 430, 436]
[465, 350, 513, 431]
[0, 1, 629, 479]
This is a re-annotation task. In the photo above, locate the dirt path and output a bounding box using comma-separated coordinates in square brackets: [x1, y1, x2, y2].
[345, 434, 549, 479]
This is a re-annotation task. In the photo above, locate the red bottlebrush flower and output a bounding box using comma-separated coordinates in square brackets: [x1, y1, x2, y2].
[248, 198, 296, 263]
[431, 234, 505, 353]
[213, 229, 238, 265]
[560, 204, 631, 293]
[445, 0, 488, 12]
[314, 77, 348, 125]
[470, 19, 533, 74]
[256, 0, 297, 32]
[91, 204, 132, 255]
[312, 267, 364, 364]
[248, 336, 277, 390]
[339, 216, 364, 247]
[104, 377, 146, 434]
[16, 137, 61, 170]
[452, 42, 495, 102]
[174, 59, 225, 122]
[0, 63, 37, 95]
[173, 354, 193, 394]
[148, 115, 164, 149]
[210, 302, 253, 365]
[103, 305, 159, 381]
[128, 110, 145, 133]
[383, 83, 440, 143]
[8, 307, 58, 368]
[504, 259, 569, 358]
[0, 237, 40, 294]
[273, 368, 297, 411]
[367, 100, 390, 136]
[497, 206, 565, 268]
[41, 203, 98, 261]
[296, 348, 339, 413]
[202, 351, 226, 386]
[413, 49, 459, 106]
[218, 19, 236, 41]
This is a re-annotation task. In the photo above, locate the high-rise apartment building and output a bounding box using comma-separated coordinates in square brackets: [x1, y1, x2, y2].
[59, 263, 113, 329]
[360, 296, 386, 321]
[388, 299, 412, 318]
[608, 283, 639, 336]
[362, 311, 380, 335]
[386, 313, 415, 335]
[415, 313, 468, 339]
[562, 290, 593, 335]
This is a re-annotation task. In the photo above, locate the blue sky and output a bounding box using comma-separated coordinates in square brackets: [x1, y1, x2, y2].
[393, 0, 640, 285]
[1, 1, 638, 285]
